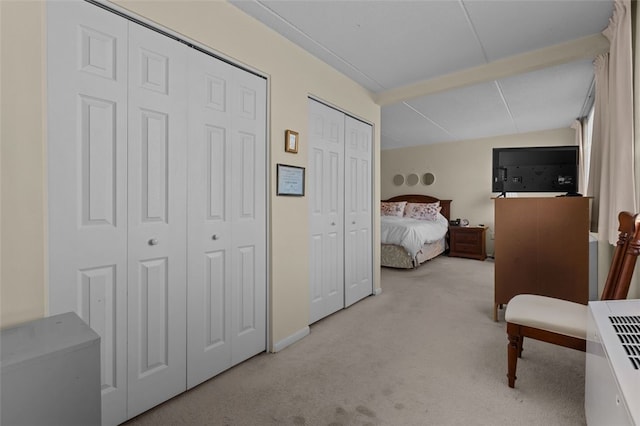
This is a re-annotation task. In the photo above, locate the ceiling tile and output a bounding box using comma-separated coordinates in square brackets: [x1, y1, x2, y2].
[407, 81, 518, 141]
[381, 103, 455, 149]
[237, 1, 489, 90]
[464, 0, 613, 62]
[499, 59, 595, 132]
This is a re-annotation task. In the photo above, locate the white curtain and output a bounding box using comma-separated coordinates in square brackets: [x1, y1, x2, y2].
[588, 0, 636, 244]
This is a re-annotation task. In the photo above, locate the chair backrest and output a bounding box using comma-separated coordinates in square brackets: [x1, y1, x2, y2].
[600, 211, 640, 300]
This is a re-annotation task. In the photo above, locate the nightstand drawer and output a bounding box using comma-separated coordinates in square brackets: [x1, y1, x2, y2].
[454, 232, 482, 246]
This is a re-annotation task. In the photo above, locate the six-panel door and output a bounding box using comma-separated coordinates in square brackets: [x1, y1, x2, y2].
[308, 99, 346, 324]
[47, 3, 129, 424]
[47, 2, 266, 424]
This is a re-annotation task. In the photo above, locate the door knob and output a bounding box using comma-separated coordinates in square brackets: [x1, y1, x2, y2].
[352, 221, 356, 224]
[148, 238, 158, 246]
[331, 222, 336, 226]
[212, 234, 218, 240]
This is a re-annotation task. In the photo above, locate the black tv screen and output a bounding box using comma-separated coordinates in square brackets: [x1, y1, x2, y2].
[492, 146, 579, 194]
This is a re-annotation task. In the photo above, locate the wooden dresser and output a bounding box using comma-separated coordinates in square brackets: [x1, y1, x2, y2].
[493, 197, 589, 320]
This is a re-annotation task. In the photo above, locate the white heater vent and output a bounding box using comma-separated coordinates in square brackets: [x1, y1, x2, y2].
[587, 300, 640, 425]
[609, 315, 640, 370]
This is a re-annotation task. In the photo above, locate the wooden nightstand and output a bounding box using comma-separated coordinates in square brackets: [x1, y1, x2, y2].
[448, 226, 487, 260]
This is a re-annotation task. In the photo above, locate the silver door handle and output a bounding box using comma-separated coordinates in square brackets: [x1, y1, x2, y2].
[212, 234, 218, 240]
[148, 238, 158, 246]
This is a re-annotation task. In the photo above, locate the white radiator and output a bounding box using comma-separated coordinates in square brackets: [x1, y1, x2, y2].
[586, 300, 640, 425]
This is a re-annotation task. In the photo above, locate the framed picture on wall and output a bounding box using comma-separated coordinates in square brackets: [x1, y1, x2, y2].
[285, 130, 299, 153]
[277, 164, 305, 196]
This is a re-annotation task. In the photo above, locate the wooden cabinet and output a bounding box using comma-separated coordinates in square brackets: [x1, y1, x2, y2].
[494, 197, 590, 320]
[449, 226, 487, 260]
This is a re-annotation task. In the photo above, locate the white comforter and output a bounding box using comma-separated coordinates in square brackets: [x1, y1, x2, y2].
[380, 213, 449, 257]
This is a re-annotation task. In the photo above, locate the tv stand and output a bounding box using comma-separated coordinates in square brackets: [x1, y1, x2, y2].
[493, 197, 589, 321]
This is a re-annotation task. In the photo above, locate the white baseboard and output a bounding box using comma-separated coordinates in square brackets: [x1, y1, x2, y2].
[272, 326, 310, 352]
[373, 287, 383, 296]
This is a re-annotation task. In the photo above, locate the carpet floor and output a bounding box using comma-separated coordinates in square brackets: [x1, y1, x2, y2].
[125, 256, 586, 426]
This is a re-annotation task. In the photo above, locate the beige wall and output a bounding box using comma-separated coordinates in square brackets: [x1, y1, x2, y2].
[381, 127, 575, 256]
[0, 1, 47, 327]
[0, 0, 382, 348]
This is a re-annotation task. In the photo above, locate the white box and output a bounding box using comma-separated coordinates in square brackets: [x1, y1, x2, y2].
[1, 312, 101, 425]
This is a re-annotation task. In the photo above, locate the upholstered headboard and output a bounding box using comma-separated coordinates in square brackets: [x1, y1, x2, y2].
[383, 194, 452, 221]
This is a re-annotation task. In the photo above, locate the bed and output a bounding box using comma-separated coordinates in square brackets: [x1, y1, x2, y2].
[381, 194, 452, 269]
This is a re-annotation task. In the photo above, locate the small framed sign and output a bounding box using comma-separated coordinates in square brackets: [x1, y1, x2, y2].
[277, 164, 305, 196]
[285, 129, 299, 153]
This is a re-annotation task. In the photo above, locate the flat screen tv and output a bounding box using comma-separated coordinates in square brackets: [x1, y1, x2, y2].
[492, 146, 579, 195]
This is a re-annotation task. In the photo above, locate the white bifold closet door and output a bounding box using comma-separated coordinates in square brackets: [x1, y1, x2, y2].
[125, 21, 189, 419]
[344, 116, 373, 307]
[308, 98, 373, 324]
[47, 3, 129, 424]
[186, 44, 267, 389]
[309, 100, 346, 324]
[48, 1, 266, 424]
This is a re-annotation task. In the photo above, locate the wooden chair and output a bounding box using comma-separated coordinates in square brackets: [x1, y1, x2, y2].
[505, 211, 640, 388]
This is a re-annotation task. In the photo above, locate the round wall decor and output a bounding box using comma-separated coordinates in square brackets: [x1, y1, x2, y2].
[406, 173, 419, 186]
[422, 172, 435, 186]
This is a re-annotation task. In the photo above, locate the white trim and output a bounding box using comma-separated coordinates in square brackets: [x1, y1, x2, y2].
[271, 326, 310, 353]
[307, 93, 374, 128]
[373, 288, 383, 296]
[88, 0, 267, 80]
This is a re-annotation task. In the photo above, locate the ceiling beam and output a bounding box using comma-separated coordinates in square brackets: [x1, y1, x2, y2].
[374, 33, 609, 106]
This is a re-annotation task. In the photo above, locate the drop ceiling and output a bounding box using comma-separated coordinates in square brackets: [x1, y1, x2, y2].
[231, 0, 613, 150]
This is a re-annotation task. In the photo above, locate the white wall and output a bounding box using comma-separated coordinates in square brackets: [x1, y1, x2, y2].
[0, 0, 382, 349]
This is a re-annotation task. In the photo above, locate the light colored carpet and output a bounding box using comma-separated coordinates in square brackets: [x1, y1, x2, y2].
[125, 256, 586, 426]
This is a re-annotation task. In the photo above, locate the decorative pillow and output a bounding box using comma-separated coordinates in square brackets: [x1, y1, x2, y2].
[381, 201, 407, 217]
[405, 202, 440, 221]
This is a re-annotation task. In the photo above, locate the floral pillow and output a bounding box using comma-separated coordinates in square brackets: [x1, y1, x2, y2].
[404, 202, 440, 221]
[381, 201, 407, 217]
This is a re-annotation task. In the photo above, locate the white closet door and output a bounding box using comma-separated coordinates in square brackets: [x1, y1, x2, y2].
[186, 51, 234, 388]
[186, 51, 266, 388]
[126, 23, 188, 418]
[229, 67, 267, 364]
[344, 116, 373, 307]
[49, 1, 267, 421]
[47, 3, 129, 425]
[308, 99, 345, 324]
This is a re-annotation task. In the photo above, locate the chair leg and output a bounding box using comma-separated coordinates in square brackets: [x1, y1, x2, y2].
[518, 336, 524, 358]
[507, 333, 520, 388]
